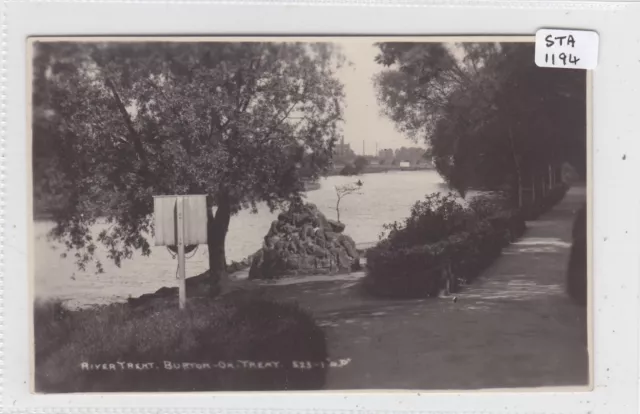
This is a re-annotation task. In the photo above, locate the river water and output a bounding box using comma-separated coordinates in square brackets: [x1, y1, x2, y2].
[34, 170, 450, 307]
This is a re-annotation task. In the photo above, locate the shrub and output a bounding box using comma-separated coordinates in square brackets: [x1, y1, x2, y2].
[469, 194, 526, 242]
[340, 164, 358, 176]
[468, 193, 511, 218]
[381, 193, 477, 248]
[353, 156, 369, 172]
[34, 296, 328, 393]
[485, 209, 527, 242]
[458, 220, 505, 276]
[365, 218, 516, 298]
[33, 298, 75, 368]
[364, 239, 448, 299]
[365, 192, 526, 299]
[567, 203, 587, 307]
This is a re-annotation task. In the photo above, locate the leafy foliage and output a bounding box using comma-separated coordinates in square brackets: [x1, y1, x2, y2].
[353, 156, 369, 171]
[365, 211, 524, 299]
[378, 193, 476, 247]
[374, 42, 586, 199]
[365, 185, 569, 299]
[33, 41, 346, 276]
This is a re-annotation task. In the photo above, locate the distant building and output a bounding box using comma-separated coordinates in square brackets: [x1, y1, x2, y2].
[334, 137, 355, 162]
[335, 142, 352, 157]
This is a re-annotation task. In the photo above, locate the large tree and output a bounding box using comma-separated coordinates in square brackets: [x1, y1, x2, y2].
[33, 41, 346, 294]
[374, 42, 586, 202]
[374, 42, 503, 196]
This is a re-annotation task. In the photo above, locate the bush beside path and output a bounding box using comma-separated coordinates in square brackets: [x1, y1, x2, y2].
[261, 186, 589, 389]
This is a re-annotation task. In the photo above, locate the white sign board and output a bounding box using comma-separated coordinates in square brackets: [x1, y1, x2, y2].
[153, 195, 208, 247]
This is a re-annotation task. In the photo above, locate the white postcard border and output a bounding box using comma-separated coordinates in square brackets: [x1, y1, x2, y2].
[3, 1, 639, 413]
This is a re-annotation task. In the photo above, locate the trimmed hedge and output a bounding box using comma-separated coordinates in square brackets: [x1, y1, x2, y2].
[365, 183, 568, 299]
[381, 193, 480, 248]
[364, 205, 526, 299]
[566, 203, 587, 307]
[34, 295, 328, 393]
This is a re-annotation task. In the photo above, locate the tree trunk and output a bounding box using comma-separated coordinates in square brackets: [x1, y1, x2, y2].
[507, 126, 523, 209]
[516, 171, 523, 209]
[207, 195, 231, 297]
[556, 165, 562, 185]
[531, 175, 536, 204]
[549, 165, 554, 188]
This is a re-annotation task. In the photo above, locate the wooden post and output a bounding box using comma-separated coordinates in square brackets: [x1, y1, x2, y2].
[176, 196, 186, 310]
[154, 194, 207, 310]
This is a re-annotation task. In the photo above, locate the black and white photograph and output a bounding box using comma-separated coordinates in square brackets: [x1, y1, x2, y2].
[30, 37, 590, 393]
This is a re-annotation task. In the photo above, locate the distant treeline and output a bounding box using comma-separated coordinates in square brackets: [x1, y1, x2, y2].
[327, 163, 433, 177]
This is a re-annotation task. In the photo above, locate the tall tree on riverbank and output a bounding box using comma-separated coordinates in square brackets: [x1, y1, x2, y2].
[373, 42, 586, 201]
[33, 41, 345, 295]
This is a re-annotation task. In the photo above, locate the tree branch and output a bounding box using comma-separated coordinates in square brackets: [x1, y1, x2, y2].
[104, 77, 148, 167]
[258, 99, 303, 145]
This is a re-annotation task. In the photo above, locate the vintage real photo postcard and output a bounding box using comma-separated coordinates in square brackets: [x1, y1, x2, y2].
[29, 36, 590, 393]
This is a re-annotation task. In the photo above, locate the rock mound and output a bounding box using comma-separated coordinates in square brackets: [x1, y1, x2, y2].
[249, 202, 360, 280]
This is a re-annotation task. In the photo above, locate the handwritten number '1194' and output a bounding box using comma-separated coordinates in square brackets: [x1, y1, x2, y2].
[545, 53, 580, 66]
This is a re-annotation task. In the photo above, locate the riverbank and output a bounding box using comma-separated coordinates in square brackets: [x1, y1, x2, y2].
[34, 170, 446, 308]
[327, 164, 433, 177]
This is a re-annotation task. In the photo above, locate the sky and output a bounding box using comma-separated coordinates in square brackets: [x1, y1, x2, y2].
[336, 42, 419, 154]
[336, 41, 467, 154]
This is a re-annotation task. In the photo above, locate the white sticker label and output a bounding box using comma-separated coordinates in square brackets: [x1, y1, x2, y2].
[535, 29, 599, 70]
